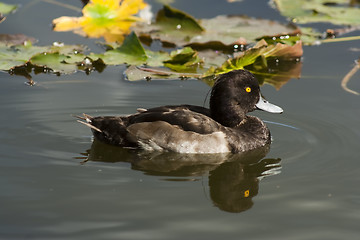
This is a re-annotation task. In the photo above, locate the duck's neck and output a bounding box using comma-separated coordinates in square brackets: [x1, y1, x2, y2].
[210, 88, 245, 128]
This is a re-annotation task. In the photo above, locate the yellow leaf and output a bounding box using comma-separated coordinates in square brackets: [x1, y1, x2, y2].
[52, 16, 81, 32]
[118, 0, 147, 16]
[52, 0, 147, 43]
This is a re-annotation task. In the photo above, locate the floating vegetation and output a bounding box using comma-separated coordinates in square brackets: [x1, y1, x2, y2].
[273, 0, 360, 25]
[0, 2, 17, 15]
[52, 0, 147, 43]
[204, 40, 303, 76]
[1, 0, 359, 91]
[134, 5, 299, 48]
[0, 42, 87, 74]
[0, 1, 17, 23]
[341, 59, 360, 95]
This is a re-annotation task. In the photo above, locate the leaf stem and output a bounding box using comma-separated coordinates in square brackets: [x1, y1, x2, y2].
[41, 0, 82, 12]
[341, 59, 360, 95]
[321, 36, 360, 43]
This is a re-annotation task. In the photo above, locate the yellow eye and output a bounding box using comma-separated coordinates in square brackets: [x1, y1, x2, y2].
[244, 190, 250, 198]
[245, 87, 251, 93]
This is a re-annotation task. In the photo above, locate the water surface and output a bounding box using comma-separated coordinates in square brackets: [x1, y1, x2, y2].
[1, 0, 360, 239]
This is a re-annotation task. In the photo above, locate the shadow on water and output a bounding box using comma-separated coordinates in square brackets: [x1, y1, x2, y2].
[78, 140, 281, 213]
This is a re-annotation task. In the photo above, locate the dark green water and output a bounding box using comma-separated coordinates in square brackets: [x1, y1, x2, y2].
[1, 0, 360, 239]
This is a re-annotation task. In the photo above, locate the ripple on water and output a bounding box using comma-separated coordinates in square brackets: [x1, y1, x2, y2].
[266, 113, 357, 168]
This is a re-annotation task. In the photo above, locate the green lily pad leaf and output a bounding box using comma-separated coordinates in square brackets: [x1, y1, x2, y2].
[258, 27, 322, 46]
[30, 52, 78, 74]
[111, 32, 146, 60]
[245, 59, 303, 89]
[205, 39, 303, 76]
[125, 65, 178, 81]
[196, 15, 297, 46]
[50, 42, 87, 55]
[198, 50, 229, 70]
[134, 5, 204, 46]
[273, 0, 360, 25]
[200, 52, 303, 89]
[92, 32, 147, 65]
[0, 59, 24, 70]
[0, 43, 49, 70]
[134, 5, 298, 48]
[256, 31, 301, 45]
[125, 65, 201, 81]
[92, 32, 173, 67]
[298, 27, 323, 45]
[145, 49, 171, 67]
[155, 5, 204, 33]
[0, 42, 86, 73]
[163, 47, 203, 72]
[30, 51, 87, 74]
[0, 2, 17, 15]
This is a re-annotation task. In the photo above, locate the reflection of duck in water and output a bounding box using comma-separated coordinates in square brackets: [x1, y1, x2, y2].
[209, 156, 281, 213]
[77, 70, 282, 153]
[78, 140, 281, 213]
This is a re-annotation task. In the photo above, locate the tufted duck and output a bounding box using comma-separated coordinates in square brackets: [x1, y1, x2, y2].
[77, 70, 283, 153]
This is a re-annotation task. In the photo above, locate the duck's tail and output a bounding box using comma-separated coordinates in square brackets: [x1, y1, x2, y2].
[74, 113, 102, 133]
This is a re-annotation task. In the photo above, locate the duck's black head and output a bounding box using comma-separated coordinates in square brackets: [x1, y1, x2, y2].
[210, 70, 282, 127]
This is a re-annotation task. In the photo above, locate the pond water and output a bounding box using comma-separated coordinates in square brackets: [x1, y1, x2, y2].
[1, 0, 360, 239]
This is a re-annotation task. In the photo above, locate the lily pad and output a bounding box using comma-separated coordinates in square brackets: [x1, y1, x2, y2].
[125, 66, 183, 81]
[134, 5, 298, 48]
[298, 27, 323, 45]
[0, 42, 87, 72]
[273, 0, 360, 25]
[245, 59, 303, 89]
[92, 32, 203, 69]
[155, 5, 204, 33]
[134, 5, 204, 46]
[0, 2, 17, 15]
[144, 49, 171, 67]
[198, 50, 229, 70]
[0, 43, 49, 70]
[205, 39, 303, 76]
[30, 52, 84, 74]
[197, 15, 297, 46]
[91, 32, 148, 65]
[163, 47, 203, 72]
[125, 65, 202, 81]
